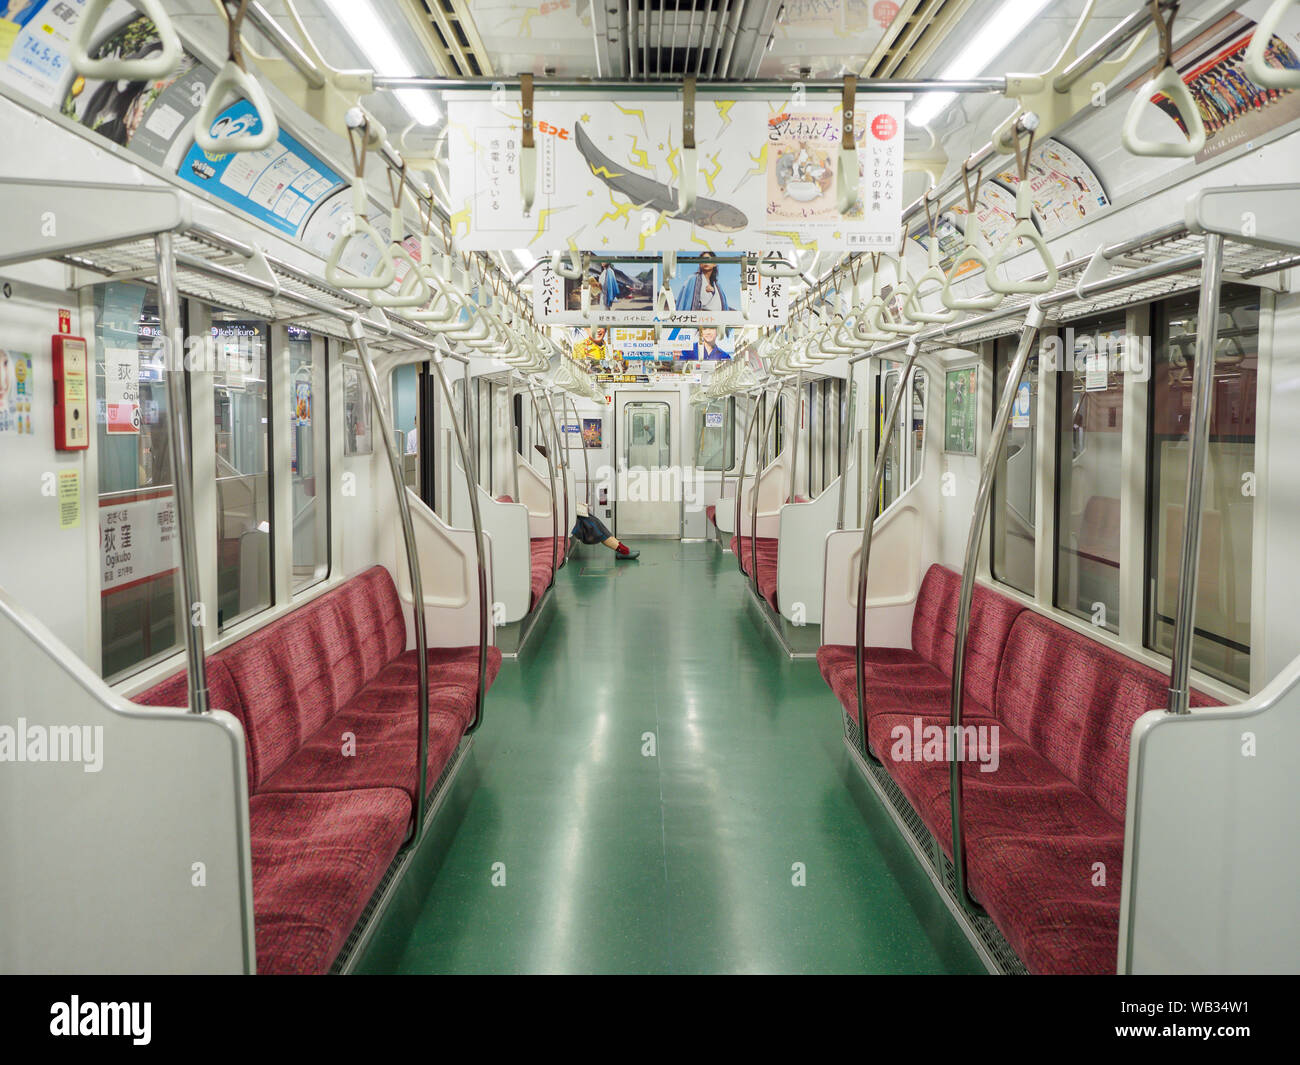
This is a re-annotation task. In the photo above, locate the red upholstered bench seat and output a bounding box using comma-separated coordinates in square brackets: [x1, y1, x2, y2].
[530, 536, 558, 607]
[729, 534, 779, 610]
[134, 565, 500, 974]
[705, 504, 716, 527]
[817, 563, 1220, 974]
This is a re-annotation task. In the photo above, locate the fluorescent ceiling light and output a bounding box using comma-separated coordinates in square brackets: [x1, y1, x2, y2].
[907, 0, 1055, 128]
[317, 0, 441, 126]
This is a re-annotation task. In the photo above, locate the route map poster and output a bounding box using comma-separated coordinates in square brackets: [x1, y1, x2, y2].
[448, 94, 904, 254]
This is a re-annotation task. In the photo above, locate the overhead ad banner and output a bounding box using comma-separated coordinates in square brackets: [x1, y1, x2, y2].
[447, 94, 905, 254]
[531, 250, 791, 325]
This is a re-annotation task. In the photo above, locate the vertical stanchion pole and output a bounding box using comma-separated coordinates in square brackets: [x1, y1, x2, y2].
[751, 385, 787, 598]
[526, 383, 560, 583]
[543, 388, 570, 567]
[733, 389, 762, 568]
[566, 392, 592, 510]
[1168, 233, 1224, 714]
[430, 348, 490, 731]
[836, 367, 858, 530]
[506, 374, 521, 502]
[154, 233, 209, 715]
[948, 305, 1045, 907]
[352, 325, 429, 841]
[854, 341, 918, 755]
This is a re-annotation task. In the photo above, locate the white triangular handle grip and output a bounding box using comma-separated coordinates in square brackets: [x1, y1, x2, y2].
[72, 0, 182, 80]
[878, 281, 924, 335]
[904, 238, 957, 324]
[655, 285, 676, 313]
[521, 145, 537, 214]
[1122, 64, 1207, 159]
[1244, 0, 1300, 89]
[853, 299, 894, 343]
[326, 212, 398, 291]
[942, 229, 1005, 312]
[373, 243, 432, 308]
[986, 223, 1058, 295]
[421, 290, 474, 332]
[836, 148, 859, 215]
[679, 148, 698, 214]
[193, 60, 280, 154]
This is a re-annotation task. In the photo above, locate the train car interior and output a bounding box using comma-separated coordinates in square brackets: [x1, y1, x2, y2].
[1, 0, 1298, 981]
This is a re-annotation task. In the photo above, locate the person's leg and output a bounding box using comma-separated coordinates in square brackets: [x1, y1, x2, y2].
[601, 535, 639, 560]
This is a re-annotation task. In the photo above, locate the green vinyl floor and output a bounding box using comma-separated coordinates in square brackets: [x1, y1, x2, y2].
[359, 540, 984, 974]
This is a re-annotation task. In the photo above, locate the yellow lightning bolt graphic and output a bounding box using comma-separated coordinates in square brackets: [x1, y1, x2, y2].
[625, 134, 651, 172]
[715, 100, 736, 135]
[448, 202, 473, 241]
[767, 229, 819, 253]
[588, 163, 627, 181]
[514, 9, 541, 36]
[612, 103, 649, 137]
[702, 151, 722, 195]
[687, 226, 713, 251]
[531, 207, 569, 245]
[598, 192, 635, 228]
[733, 143, 768, 192]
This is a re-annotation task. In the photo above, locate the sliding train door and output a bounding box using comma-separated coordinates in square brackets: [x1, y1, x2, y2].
[614, 390, 681, 537]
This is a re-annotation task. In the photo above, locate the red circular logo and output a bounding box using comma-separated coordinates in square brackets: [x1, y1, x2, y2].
[873, 1, 900, 29]
[872, 114, 898, 140]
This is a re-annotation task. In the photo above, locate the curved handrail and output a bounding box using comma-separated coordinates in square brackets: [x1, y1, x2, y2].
[1244, 0, 1300, 89]
[72, 0, 182, 81]
[352, 326, 430, 841]
[733, 389, 764, 566]
[427, 348, 490, 733]
[985, 182, 1059, 295]
[853, 338, 920, 759]
[749, 384, 790, 597]
[1122, 63, 1207, 158]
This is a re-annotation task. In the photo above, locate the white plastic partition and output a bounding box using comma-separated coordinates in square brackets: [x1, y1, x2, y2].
[517, 458, 556, 539]
[1120, 652, 1300, 973]
[775, 482, 840, 624]
[450, 460, 531, 624]
[0, 587, 253, 974]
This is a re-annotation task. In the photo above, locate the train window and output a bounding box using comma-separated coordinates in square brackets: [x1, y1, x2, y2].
[1146, 288, 1258, 689]
[289, 328, 328, 594]
[876, 364, 926, 515]
[212, 316, 272, 630]
[991, 333, 1038, 596]
[393, 363, 420, 491]
[342, 361, 373, 455]
[476, 379, 492, 492]
[694, 397, 735, 471]
[93, 283, 184, 681]
[1054, 316, 1125, 633]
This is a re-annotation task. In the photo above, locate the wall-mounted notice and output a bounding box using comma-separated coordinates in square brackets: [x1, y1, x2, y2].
[58, 469, 80, 529]
[0, 0, 81, 108]
[448, 94, 904, 253]
[994, 138, 1109, 235]
[99, 489, 177, 590]
[0, 350, 34, 435]
[179, 99, 346, 238]
[944, 366, 977, 456]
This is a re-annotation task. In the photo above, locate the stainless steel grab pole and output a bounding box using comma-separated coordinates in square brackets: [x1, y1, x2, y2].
[526, 383, 560, 584]
[854, 340, 920, 756]
[352, 325, 430, 841]
[733, 390, 763, 567]
[1167, 233, 1225, 715]
[154, 233, 209, 715]
[428, 347, 490, 732]
[565, 392, 592, 510]
[543, 388, 570, 567]
[506, 375, 521, 503]
[751, 385, 788, 598]
[836, 367, 858, 531]
[948, 304, 1046, 908]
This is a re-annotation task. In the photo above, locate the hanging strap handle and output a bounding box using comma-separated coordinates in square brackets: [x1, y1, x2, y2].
[942, 162, 1005, 312]
[551, 241, 584, 279]
[72, 0, 182, 80]
[1122, 2, 1206, 158]
[904, 189, 958, 324]
[758, 253, 801, 278]
[326, 120, 399, 290]
[877, 233, 923, 335]
[193, 1, 280, 154]
[520, 73, 538, 215]
[985, 128, 1059, 295]
[680, 76, 699, 214]
[1244, 0, 1300, 89]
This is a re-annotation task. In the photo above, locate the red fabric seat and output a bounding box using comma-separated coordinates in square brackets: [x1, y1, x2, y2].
[530, 537, 558, 607]
[705, 504, 717, 528]
[133, 567, 499, 974]
[816, 565, 1022, 724]
[249, 788, 410, 976]
[816, 563, 1224, 974]
[730, 534, 779, 609]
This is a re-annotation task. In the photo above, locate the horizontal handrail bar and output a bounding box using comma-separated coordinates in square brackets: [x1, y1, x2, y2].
[374, 76, 1007, 94]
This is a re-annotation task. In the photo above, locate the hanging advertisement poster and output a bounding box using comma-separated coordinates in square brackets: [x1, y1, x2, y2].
[944, 366, 977, 455]
[0, 0, 81, 107]
[1124, 6, 1300, 164]
[679, 327, 734, 361]
[581, 418, 603, 448]
[179, 101, 347, 239]
[447, 93, 904, 253]
[1011, 380, 1033, 429]
[741, 257, 793, 324]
